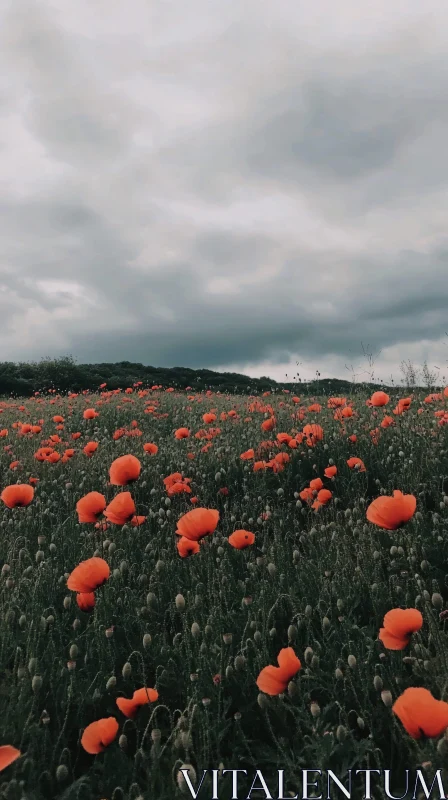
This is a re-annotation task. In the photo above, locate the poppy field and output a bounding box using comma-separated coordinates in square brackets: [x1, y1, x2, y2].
[1, 382, 448, 800]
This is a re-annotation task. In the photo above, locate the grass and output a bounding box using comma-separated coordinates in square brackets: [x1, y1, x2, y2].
[0, 379, 447, 799]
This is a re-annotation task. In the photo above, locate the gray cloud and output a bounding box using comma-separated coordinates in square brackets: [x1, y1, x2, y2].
[0, 0, 447, 383]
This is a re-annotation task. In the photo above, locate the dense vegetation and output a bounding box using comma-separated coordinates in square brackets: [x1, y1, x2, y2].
[0, 356, 399, 397]
[0, 379, 447, 799]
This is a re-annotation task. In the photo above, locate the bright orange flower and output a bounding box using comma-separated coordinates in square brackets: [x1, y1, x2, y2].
[1, 484, 34, 508]
[379, 608, 423, 650]
[67, 557, 110, 593]
[81, 718, 119, 754]
[228, 530, 255, 549]
[257, 648, 301, 696]
[104, 492, 136, 525]
[177, 536, 200, 557]
[393, 688, 448, 739]
[109, 455, 141, 486]
[116, 687, 158, 719]
[0, 745, 21, 772]
[76, 492, 106, 524]
[176, 508, 219, 541]
[366, 490, 416, 530]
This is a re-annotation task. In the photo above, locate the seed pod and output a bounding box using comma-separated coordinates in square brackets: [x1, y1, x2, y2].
[381, 690, 393, 707]
[287, 625, 298, 642]
[69, 644, 78, 660]
[304, 647, 313, 665]
[175, 594, 186, 611]
[122, 662, 132, 679]
[373, 675, 383, 691]
[310, 701, 320, 718]
[56, 765, 69, 783]
[143, 633, 152, 649]
[432, 593, 443, 610]
[191, 622, 200, 638]
[234, 655, 246, 671]
[336, 725, 346, 742]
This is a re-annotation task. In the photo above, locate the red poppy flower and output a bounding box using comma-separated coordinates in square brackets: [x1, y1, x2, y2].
[67, 557, 110, 593]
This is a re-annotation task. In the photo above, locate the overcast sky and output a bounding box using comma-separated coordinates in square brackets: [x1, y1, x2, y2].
[1, 0, 447, 385]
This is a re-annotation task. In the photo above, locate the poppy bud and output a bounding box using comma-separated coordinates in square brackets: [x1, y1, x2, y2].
[335, 668, 343, 680]
[234, 655, 246, 671]
[32, 675, 43, 692]
[287, 625, 298, 642]
[381, 690, 393, 707]
[191, 622, 200, 638]
[175, 594, 185, 611]
[310, 701, 320, 718]
[122, 662, 132, 679]
[56, 765, 69, 783]
[348, 655, 357, 668]
[373, 675, 383, 691]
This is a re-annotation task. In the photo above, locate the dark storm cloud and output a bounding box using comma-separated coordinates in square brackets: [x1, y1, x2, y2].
[0, 0, 447, 380]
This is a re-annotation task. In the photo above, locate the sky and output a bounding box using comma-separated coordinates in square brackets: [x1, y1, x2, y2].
[1, 0, 448, 386]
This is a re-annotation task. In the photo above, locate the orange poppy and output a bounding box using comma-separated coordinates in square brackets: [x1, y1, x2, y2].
[347, 457, 366, 472]
[177, 537, 200, 557]
[130, 515, 147, 527]
[109, 455, 141, 486]
[370, 391, 390, 407]
[83, 408, 99, 420]
[116, 687, 158, 719]
[83, 441, 98, 457]
[143, 443, 158, 455]
[379, 608, 423, 650]
[176, 508, 219, 541]
[67, 557, 110, 593]
[366, 490, 416, 530]
[1, 484, 34, 508]
[76, 492, 106, 524]
[76, 592, 96, 612]
[257, 648, 302, 696]
[228, 530, 255, 549]
[240, 449, 255, 460]
[393, 688, 448, 739]
[0, 745, 21, 772]
[104, 492, 136, 525]
[174, 428, 190, 439]
[81, 717, 119, 754]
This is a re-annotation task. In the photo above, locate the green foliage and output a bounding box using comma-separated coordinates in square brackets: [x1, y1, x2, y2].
[0, 357, 398, 397]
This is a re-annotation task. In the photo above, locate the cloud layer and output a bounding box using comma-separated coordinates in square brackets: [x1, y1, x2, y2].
[1, 0, 447, 384]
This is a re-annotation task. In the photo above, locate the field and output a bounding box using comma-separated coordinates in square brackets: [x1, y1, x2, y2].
[0, 383, 448, 800]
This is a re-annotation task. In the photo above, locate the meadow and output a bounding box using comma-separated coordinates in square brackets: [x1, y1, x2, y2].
[0, 381, 447, 800]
